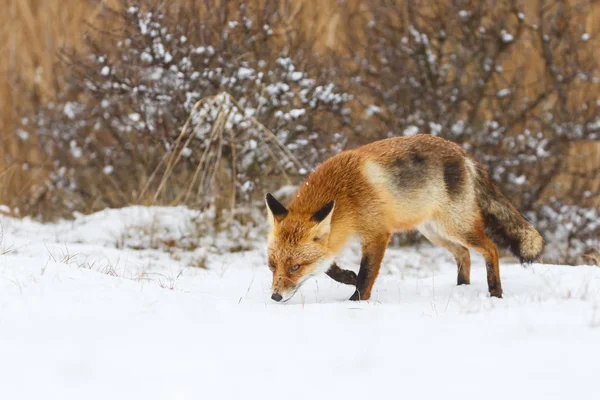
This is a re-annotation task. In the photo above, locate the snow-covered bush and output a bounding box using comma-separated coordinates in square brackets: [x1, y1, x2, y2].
[12, 0, 598, 265]
[18, 0, 352, 217]
[534, 200, 600, 265]
[348, 0, 599, 264]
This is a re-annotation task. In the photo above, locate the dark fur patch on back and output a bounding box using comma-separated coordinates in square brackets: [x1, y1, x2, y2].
[443, 160, 464, 197]
[391, 152, 427, 188]
[411, 153, 426, 164]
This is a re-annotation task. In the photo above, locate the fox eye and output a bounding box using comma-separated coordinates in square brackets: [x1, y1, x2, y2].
[269, 261, 276, 272]
[288, 264, 301, 273]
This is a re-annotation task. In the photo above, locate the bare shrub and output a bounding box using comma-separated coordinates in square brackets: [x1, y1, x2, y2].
[16, 0, 352, 218]
[346, 0, 599, 263]
[533, 200, 599, 265]
[9, 0, 599, 264]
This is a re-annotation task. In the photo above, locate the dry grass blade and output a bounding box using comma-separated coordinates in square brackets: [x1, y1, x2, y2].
[183, 99, 227, 204]
[196, 104, 229, 203]
[199, 107, 226, 204]
[159, 91, 311, 209]
[150, 95, 217, 204]
[136, 150, 171, 204]
[228, 122, 237, 222]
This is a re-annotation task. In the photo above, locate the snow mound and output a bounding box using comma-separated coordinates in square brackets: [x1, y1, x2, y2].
[0, 207, 599, 399]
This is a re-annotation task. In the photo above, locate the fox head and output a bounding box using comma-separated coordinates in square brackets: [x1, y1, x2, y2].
[265, 193, 335, 302]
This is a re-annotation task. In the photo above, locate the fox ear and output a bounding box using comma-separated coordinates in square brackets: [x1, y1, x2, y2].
[265, 193, 288, 224]
[311, 200, 335, 223]
[311, 200, 335, 239]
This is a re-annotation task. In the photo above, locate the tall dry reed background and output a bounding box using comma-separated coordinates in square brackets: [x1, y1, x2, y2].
[0, 0, 599, 264]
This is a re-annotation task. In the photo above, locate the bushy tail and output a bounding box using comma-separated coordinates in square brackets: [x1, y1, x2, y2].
[473, 161, 544, 263]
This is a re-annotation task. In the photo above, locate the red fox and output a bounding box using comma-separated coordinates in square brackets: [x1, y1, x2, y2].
[265, 134, 544, 302]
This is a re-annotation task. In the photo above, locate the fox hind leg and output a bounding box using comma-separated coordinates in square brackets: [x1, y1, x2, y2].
[455, 249, 471, 286]
[450, 218, 502, 298]
[419, 227, 471, 285]
[350, 232, 391, 301]
[464, 228, 502, 298]
[420, 218, 501, 297]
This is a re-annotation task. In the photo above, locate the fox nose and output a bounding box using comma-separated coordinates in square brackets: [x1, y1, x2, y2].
[271, 293, 283, 302]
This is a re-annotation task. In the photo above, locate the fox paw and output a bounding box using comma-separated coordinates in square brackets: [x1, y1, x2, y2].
[326, 264, 357, 286]
[349, 290, 361, 301]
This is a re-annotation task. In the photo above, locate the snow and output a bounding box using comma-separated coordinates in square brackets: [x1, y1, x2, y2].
[500, 30, 514, 43]
[289, 71, 303, 81]
[496, 88, 511, 98]
[180, 147, 192, 157]
[451, 119, 465, 135]
[128, 113, 141, 122]
[288, 108, 306, 118]
[366, 104, 381, 117]
[1, 206, 599, 399]
[63, 102, 77, 119]
[237, 67, 255, 79]
[512, 174, 527, 185]
[16, 128, 29, 141]
[140, 52, 153, 63]
[403, 125, 419, 136]
[429, 121, 442, 135]
[69, 140, 82, 159]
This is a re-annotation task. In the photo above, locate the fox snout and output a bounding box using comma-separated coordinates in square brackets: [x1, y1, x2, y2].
[271, 278, 296, 302]
[271, 288, 295, 303]
[271, 293, 283, 302]
[270, 275, 292, 302]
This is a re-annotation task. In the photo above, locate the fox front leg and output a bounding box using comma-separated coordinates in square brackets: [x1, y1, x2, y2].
[326, 263, 357, 286]
[350, 232, 391, 301]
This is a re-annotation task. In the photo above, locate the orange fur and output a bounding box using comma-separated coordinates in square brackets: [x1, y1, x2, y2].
[266, 134, 543, 302]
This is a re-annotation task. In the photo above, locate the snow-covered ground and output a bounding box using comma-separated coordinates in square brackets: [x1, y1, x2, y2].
[1, 207, 598, 399]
